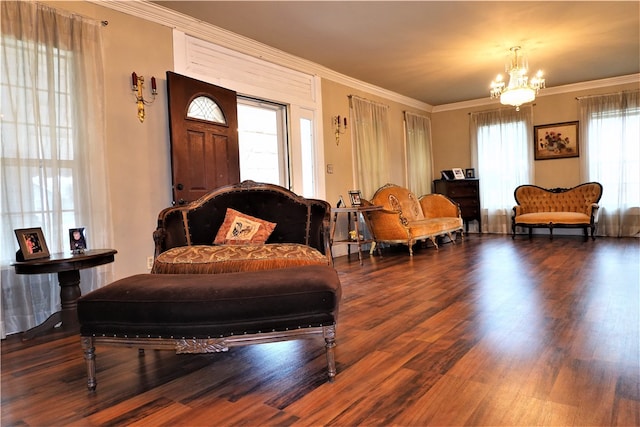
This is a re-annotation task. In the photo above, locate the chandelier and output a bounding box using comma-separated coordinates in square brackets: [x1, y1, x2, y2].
[490, 46, 545, 111]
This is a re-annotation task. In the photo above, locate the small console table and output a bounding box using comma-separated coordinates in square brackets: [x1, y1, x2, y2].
[13, 249, 117, 339]
[330, 205, 381, 264]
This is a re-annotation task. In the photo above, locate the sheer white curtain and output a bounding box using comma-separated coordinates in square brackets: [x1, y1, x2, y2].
[470, 107, 534, 234]
[405, 112, 434, 196]
[350, 96, 391, 199]
[0, 1, 114, 338]
[579, 91, 640, 237]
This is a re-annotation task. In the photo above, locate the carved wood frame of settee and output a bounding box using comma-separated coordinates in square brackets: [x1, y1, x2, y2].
[512, 182, 603, 240]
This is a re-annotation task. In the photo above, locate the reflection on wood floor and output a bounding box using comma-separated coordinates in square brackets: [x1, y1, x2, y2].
[2, 234, 639, 426]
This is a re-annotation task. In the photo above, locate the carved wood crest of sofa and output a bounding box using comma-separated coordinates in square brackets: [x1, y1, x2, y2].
[512, 182, 603, 240]
[364, 183, 464, 255]
[151, 180, 333, 273]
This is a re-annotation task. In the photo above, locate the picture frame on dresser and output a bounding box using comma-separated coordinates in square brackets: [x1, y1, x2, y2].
[465, 168, 475, 179]
[452, 168, 465, 180]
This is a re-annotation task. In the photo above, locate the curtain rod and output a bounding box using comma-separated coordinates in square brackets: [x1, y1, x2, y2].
[404, 111, 429, 120]
[348, 94, 389, 109]
[575, 89, 638, 100]
[467, 104, 535, 116]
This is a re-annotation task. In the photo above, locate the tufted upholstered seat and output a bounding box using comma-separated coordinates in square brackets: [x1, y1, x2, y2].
[77, 265, 342, 390]
[512, 182, 603, 239]
[151, 243, 329, 274]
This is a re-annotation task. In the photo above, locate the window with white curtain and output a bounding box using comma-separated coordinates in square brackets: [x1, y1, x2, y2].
[470, 107, 533, 234]
[404, 112, 434, 196]
[350, 96, 391, 199]
[579, 91, 640, 237]
[0, 1, 113, 338]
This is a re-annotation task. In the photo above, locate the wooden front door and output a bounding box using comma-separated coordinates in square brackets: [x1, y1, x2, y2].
[166, 71, 239, 205]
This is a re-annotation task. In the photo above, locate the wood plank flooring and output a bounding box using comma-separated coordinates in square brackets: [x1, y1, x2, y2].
[2, 234, 639, 426]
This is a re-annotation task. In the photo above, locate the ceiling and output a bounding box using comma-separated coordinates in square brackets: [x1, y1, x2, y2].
[152, 1, 639, 106]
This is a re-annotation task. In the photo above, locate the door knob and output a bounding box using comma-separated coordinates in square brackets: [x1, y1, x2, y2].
[176, 183, 184, 190]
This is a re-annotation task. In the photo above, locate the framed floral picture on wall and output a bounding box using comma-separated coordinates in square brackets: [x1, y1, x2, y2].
[534, 121, 579, 160]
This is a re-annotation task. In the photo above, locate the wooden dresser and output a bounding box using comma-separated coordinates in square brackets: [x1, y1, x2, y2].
[433, 179, 481, 232]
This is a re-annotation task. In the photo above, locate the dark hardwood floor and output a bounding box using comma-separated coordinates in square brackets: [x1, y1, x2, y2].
[2, 235, 639, 426]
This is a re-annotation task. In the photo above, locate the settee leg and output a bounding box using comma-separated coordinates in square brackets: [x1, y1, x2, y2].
[323, 325, 337, 382]
[81, 336, 97, 391]
[429, 237, 439, 250]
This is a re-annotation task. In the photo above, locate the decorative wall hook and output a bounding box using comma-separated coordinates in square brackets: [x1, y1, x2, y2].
[333, 115, 348, 145]
[131, 72, 157, 123]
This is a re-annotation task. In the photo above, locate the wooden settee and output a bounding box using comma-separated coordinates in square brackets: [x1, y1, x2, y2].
[365, 183, 464, 255]
[512, 182, 603, 240]
[151, 181, 333, 273]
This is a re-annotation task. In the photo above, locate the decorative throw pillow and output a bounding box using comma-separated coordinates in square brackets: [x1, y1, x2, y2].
[213, 208, 277, 245]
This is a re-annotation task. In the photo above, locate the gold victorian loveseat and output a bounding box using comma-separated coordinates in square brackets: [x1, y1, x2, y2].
[512, 182, 603, 240]
[365, 184, 464, 255]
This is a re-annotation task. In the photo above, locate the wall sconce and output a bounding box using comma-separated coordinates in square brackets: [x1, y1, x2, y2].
[333, 115, 348, 145]
[131, 72, 157, 123]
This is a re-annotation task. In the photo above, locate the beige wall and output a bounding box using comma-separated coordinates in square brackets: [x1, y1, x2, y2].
[432, 81, 640, 189]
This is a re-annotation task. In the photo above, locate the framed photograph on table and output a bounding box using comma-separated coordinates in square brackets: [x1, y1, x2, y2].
[15, 227, 50, 260]
[534, 121, 579, 160]
[465, 168, 476, 179]
[69, 227, 87, 254]
[348, 190, 362, 206]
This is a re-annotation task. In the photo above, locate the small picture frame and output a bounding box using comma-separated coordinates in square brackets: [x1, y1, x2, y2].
[348, 190, 362, 207]
[15, 227, 50, 260]
[336, 195, 346, 208]
[69, 227, 87, 254]
[465, 168, 476, 179]
[441, 170, 454, 180]
[452, 168, 466, 180]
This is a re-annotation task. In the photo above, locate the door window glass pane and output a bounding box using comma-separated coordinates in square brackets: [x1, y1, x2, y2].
[187, 96, 226, 124]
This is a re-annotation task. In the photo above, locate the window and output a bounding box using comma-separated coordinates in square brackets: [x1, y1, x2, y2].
[237, 97, 289, 187]
[351, 96, 391, 199]
[1, 38, 77, 236]
[470, 108, 533, 233]
[404, 112, 433, 196]
[580, 91, 640, 236]
[187, 96, 226, 123]
[1, 1, 112, 337]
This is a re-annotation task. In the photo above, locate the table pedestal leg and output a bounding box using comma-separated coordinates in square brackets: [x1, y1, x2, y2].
[22, 269, 81, 340]
[58, 269, 81, 332]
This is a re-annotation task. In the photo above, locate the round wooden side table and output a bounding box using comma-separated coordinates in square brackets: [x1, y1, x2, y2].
[13, 249, 117, 339]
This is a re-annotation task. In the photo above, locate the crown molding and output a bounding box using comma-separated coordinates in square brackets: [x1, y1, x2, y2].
[89, 0, 432, 111]
[432, 74, 640, 113]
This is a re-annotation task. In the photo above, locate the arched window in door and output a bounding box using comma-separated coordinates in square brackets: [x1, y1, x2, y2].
[187, 95, 226, 124]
